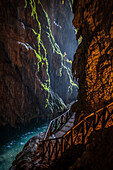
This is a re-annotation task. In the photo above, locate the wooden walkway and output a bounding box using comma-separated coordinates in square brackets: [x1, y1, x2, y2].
[40, 101, 113, 167]
[50, 112, 75, 138]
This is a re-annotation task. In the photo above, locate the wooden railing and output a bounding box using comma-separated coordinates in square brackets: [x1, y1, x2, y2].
[42, 102, 113, 164]
[44, 109, 73, 140]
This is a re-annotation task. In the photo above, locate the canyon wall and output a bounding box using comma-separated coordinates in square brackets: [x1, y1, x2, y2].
[72, 0, 113, 115]
[0, 0, 78, 129]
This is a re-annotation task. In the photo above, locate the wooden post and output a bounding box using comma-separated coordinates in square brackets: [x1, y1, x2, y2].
[42, 140, 45, 161]
[56, 139, 58, 158]
[61, 137, 64, 155]
[55, 119, 57, 131]
[105, 108, 109, 121]
[50, 125, 52, 136]
[71, 129, 74, 145]
[66, 112, 68, 122]
[102, 108, 106, 129]
[61, 115, 63, 126]
[93, 112, 96, 131]
[82, 122, 85, 145]
[84, 119, 86, 136]
[48, 140, 51, 162]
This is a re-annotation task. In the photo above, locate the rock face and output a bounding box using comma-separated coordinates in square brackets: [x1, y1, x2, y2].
[69, 127, 113, 170]
[72, 0, 113, 115]
[0, 0, 78, 129]
[10, 132, 46, 170]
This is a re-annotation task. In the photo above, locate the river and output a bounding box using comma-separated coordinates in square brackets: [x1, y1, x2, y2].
[0, 123, 48, 170]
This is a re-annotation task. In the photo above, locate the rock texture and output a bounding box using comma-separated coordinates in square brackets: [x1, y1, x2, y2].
[72, 0, 113, 115]
[69, 126, 113, 170]
[0, 0, 78, 129]
[10, 132, 46, 170]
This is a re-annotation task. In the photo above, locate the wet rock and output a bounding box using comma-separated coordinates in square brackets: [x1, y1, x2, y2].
[0, 0, 78, 130]
[10, 132, 45, 169]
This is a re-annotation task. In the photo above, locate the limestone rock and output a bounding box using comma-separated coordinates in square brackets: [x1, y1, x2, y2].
[0, 0, 78, 130]
[72, 0, 113, 115]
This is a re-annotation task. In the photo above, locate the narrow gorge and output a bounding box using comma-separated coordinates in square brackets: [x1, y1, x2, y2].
[0, 0, 78, 133]
[0, 0, 113, 169]
[0, 0, 78, 169]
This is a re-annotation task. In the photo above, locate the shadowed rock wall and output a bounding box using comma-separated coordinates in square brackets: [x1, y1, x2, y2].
[0, 0, 78, 128]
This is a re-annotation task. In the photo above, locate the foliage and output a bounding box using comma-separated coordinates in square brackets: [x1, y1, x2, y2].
[25, 0, 50, 107]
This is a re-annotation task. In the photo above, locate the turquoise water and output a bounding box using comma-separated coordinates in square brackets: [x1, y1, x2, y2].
[0, 123, 48, 170]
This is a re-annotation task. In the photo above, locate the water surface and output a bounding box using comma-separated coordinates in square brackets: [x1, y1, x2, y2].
[0, 123, 48, 170]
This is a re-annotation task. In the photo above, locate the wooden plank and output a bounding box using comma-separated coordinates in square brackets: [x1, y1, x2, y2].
[42, 102, 113, 164]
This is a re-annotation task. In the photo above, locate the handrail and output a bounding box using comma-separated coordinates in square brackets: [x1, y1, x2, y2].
[42, 101, 113, 164]
[58, 102, 113, 138]
[44, 120, 53, 140]
[44, 109, 73, 140]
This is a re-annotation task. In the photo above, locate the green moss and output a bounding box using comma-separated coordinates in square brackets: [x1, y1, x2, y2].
[68, 0, 73, 11]
[40, 0, 78, 91]
[73, 28, 83, 45]
[40, 3, 63, 56]
[40, 2, 78, 89]
[33, 48, 41, 71]
[78, 36, 83, 45]
[24, 0, 27, 8]
[25, 0, 78, 107]
[25, 0, 50, 107]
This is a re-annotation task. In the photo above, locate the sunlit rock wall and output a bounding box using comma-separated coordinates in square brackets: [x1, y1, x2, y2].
[72, 0, 113, 114]
[0, 0, 78, 128]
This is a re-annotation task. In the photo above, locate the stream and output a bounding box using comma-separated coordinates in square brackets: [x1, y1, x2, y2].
[0, 123, 48, 170]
